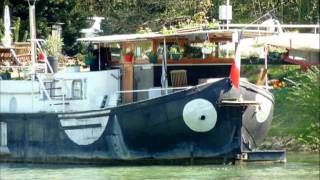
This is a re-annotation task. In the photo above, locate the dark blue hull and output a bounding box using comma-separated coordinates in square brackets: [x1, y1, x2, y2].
[0, 78, 274, 164]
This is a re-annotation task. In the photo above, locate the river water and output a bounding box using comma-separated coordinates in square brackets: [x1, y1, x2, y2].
[0, 152, 318, 180]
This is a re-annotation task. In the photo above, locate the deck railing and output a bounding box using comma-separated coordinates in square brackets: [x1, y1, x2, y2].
[112, 86, 193, 106]
[219, 24, 319, 34]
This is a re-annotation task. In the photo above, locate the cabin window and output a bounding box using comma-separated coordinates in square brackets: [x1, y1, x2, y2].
[72, 80, 82, 99]
[43, 81, 58, 100]
[134, 41, 152, 61]
[109, 43, 121, 62]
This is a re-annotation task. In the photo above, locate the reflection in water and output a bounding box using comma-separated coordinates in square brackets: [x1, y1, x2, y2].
[0, 153, 319, 180]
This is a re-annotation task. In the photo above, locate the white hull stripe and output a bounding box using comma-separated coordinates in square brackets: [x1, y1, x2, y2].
[60, 117, 107, 127]
[59, 116, 109, 145]
[58, 110, 110, 119]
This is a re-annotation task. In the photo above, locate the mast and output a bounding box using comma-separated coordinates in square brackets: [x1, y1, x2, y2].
[28, 0, 37, 80]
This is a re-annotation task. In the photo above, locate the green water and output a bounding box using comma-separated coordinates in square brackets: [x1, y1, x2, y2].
[0, 153, 319, 180]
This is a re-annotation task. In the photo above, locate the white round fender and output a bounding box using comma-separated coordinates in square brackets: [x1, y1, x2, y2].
[182, 98, 217, 132]
[255, 94, 273, 123]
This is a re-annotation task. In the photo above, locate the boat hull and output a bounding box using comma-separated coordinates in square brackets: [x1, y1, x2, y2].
[0, 78, 274, 164]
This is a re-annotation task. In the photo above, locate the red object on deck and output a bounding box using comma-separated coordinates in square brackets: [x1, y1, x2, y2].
[38, 52, 46, 63]
[230, 41, 241, 88]
[230, 61, 240, 88]
[124, 54, 133, 62]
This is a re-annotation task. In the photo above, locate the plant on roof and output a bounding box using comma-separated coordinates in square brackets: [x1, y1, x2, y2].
[43, 35, 63, 57]
[178, 19, 201, 29]
[203, 19, 219, 30]
[137, 26, 152, 34]
[160, 26, 177, 35]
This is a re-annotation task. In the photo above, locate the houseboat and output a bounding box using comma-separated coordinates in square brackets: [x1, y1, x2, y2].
[0, 0, 280, 163]
[0, 27, 275, 164]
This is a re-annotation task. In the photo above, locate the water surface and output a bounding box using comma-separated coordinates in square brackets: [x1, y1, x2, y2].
[0, 152, 318, 180]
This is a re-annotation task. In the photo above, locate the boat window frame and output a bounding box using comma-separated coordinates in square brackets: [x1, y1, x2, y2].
[72, 79, 83, 100]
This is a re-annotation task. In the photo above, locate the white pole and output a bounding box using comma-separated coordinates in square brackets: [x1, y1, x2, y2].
[29, 3, 37, 80]
[98, 43, 101, 70]
[264, 45, 268, 89]
[162, 38, 168, 95]
[227, 0, 230, 30]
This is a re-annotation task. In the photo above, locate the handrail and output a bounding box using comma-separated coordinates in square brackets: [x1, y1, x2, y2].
[35, 73, 57, 112]
[115, 86, 193, 94]
[219, 24, 319, 34]
[220, 24, 319, 28]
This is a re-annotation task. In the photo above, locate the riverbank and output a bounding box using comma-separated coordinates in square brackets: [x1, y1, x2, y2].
[243, 65, 319, 152]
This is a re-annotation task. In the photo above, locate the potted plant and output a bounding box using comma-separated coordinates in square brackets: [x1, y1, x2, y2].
[43, 35, 63, 73]
[201, 41, 216, 54]
[268, 47, 287, 63]
[84, 52, 95, 66]
[146, 51, 158, 64]
[0, 70, 11, 80]
[65, 56, 81, 72]
[124, 48, 134, 63]
[169, 45, 182, 61]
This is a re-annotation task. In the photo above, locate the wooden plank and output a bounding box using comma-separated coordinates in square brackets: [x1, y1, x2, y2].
[152, 40, 158, 52]
[256, 68, 268, 85]
[122, 63, 134, 103]
[110, 57, 234, 65]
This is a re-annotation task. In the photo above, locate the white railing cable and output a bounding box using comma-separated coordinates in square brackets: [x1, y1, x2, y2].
[115, 86, 193, 94]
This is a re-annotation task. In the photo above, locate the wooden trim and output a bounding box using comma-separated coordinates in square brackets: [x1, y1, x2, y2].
[122, 63, 134, 103]
[152, 40, 157, 52]
[110, 57, 233, 65]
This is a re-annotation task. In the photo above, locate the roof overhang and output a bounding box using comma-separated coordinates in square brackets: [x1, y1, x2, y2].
[77, 29, 274, 44]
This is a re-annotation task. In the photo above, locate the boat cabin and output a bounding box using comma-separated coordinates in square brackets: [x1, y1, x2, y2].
[0, 29, 271, 113]
[78, 29, 272, 103]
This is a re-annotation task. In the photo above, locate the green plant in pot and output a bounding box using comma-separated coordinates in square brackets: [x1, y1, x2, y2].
[84, 52, 95, 66]
[201, 41, 216, 54]
[0, 70, 11, 80]
[268, 47, 287, 62]
[146, 51, 158, 64]
[170, 45, 182, 61]
[43, 35, 63, 73]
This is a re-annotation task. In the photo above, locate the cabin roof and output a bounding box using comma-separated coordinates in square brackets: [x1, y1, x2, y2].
[77, 29, 273, 43]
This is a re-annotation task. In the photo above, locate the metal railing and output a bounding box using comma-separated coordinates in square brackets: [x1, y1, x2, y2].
[35, 73, 57, 112]
[114, 86, 193, 106]
[219, 24, 319, 34]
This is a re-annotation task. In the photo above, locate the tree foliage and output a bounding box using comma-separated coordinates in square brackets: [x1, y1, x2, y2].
[271, 67, 320, 151]
[0, 0, 319, 54]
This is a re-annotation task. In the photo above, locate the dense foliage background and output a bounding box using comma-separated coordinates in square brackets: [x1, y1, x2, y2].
[0, 0, 319, 54]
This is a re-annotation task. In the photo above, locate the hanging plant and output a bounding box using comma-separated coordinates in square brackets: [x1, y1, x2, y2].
[201, 41, 216, 54]
[146, 51, 158, 64]
[169, 45, 183, 61]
